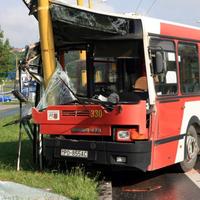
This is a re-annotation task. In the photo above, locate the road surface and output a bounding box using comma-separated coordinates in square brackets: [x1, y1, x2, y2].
[0, 104, 19, 119]
[111, 158, 200, 200]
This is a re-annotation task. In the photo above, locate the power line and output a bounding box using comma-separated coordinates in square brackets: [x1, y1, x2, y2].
[145, 0, 158, 15]
[135, 0, 144, 13]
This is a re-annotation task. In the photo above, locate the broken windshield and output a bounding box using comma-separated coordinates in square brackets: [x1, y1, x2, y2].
[37, 39, 147, 110]
[63, 40, 148, 104]
[36, 62, 75, 111]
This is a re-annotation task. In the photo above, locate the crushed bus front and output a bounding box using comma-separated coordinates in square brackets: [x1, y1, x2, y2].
[33, 101, 151, 171]
[28, 0, 153, 171]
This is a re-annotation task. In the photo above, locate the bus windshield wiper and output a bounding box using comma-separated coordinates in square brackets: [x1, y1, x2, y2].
[59, 76, 115, 111]
[79, 97, 115, 112]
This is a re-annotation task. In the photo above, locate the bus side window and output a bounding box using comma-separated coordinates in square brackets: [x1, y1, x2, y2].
[154, 51, 178, 96]
[150, 39, 178, 96]
[179, 43, 200, 94]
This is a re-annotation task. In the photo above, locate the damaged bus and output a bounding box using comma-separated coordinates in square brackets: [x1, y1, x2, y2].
[23, 0, 200, 172]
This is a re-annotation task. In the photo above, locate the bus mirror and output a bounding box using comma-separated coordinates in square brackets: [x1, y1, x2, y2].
[155, 52, 164, 74]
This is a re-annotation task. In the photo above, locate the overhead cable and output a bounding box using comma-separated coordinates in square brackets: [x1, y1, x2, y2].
[145, 0, 158, 15]
[135, 0, 143, 13]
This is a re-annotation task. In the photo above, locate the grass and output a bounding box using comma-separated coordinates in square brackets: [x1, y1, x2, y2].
[0, 80, 14, 92]
[0, 115, 99, 200]
[0, 100, 19, 105]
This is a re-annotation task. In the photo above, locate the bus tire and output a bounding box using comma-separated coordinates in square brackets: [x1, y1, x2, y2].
[179, 125, 199, 172]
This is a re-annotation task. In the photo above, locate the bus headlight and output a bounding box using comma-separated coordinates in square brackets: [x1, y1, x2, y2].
[115, 128, 147, 142]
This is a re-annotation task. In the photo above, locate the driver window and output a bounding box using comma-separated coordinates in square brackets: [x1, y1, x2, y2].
[150, 39, 178, 96]
[117, 58, 146, 92]
[126, 58, 142, 90]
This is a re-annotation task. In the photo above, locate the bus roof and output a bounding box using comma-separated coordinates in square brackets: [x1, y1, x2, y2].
[141, 16, 200, 41]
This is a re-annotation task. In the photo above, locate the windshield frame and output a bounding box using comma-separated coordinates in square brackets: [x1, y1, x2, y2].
[62, 40, 148, 104]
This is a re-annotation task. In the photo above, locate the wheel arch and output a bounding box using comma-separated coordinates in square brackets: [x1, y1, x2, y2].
[187, 116, 200, 129]
[185, 116, 200, 155]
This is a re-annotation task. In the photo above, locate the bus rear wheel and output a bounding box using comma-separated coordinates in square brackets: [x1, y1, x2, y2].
[179, 125, 199, 172]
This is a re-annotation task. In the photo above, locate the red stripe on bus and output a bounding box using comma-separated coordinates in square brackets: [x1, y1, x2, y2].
[161, 23, 200, 41]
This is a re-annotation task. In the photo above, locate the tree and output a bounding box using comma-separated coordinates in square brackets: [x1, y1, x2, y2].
[0, 28, 13, 78]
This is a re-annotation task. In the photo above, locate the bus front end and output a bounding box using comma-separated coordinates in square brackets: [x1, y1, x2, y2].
[33, 100, 151, 171]
[32, 2, 153, 171]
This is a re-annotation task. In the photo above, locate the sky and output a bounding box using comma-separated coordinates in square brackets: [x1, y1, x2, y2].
[0, 0, 200, 48]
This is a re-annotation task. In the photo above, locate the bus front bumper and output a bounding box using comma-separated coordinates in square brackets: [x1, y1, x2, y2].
[43, 138, 152, 171]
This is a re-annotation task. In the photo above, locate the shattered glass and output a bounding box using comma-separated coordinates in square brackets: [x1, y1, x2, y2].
[17, 43, 41, 118]
[23, 0, 130, 36]
[22, 0, 38, 16]
[23, 0, 143, 47]
[50, 3, 129, 36]
[22, 102, 34, 117]
[22, 43, 43, 85]
[36, 62, 75, 111]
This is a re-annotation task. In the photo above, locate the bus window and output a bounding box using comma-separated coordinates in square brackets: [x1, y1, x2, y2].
[64, 50, 87, 96]
[150, 39, 178, 96]
[91, 51, 148, 103]
[178, 43, 200, 94]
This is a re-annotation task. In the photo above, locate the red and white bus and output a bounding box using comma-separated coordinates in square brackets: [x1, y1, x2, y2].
[32, 2, 200, 172]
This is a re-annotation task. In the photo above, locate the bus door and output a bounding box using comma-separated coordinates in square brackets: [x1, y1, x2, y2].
[150, 38, 184, 169]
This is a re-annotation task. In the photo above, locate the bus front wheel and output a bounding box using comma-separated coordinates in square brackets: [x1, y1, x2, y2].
[179, 125, 199, 172]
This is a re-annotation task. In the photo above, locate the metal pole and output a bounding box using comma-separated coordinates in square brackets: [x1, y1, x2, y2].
[15, 56, 19, 82]
[37, 0, 56, 169]
[77, 0, 84, 6]
[17, 114, 22, 171]
[39, 133, 43, 170]
[17, 65, 22, 171]
[88, 0, 93, 8]
[13, 53, 18, 89]
[76, 0, 86, 60]
[77, 0, 93, 59]
[38, 0, 56, 87]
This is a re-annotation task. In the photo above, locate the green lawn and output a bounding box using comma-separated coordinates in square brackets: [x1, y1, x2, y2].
[0, 80, 14, 92]
[0, 115, 99, 200]
[0, 100, 19, 105]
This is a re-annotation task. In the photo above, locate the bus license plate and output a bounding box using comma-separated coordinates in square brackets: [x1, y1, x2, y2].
[61, 149, 88, 158]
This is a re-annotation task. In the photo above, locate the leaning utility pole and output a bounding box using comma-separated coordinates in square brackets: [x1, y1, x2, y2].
[38, 0, 56, 86]
[77, 0, 84, 6]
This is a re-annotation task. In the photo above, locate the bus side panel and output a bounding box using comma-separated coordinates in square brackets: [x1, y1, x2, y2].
[151, 99, 184, 170]
[151, 98, 200, 170]
[157, 100, 184, 139]
[152, 141, 179, 170]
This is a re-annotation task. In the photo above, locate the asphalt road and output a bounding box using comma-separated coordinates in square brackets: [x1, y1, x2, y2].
[111, 158, 200, 200]
[0, 104, 19, 119]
